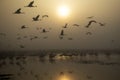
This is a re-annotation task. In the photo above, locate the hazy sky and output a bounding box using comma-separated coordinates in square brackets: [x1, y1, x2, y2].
[0, 0, 120, 50]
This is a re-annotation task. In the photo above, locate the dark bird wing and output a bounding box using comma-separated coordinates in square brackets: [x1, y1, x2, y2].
[28, 1, 34, 6]
[87, 16, 94, 19]
[86, 20, 97, 28]
[21, 25, 27, 29]
[63, 23, 68, 28]
[60, 30, 64, 35]
[42, 15, 49, 18]
[73, 24, 79, 27]
[36, 15, 40, 19]
[89, 20, 97, 23]
[99, 22, 106, 26]
[15, 8, 21, 13]
[33, 15, 40, 21]
[17, 8, 21, 12]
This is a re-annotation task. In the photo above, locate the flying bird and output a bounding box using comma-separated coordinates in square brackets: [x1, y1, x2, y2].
[33, 15, 40, 21]
[63, 23, 68, 28]
[60, 30, 64, 36]
[25, 1, 37, 7]
[42, 15, 49, 18]
[43, 29, 46, 33]
[42, 29, 48, 33]
[73, 24, 80, 27]
[85, 20, 97, 28]
[21, 25, 28, 29]
[14, 8, 24, 14]
[99, 22, 106, 26]
[87, 16, 94, 19]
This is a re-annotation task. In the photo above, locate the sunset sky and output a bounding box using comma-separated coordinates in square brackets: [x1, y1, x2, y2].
[0, 0, 120, 50]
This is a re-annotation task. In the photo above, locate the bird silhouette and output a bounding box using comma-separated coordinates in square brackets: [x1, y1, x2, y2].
[25, 1, 37, 7]
[14, 8, 24, 14]
[99, 22, 106, 26]
[85, 20, 97, 28]
[41, 29, 48, 33]
[60, 30, 64, 36]
[63, 23, 68, 28]
[42, 15, 49, 18]
[33, 15, 40, 21]
[21, 25, 28, 29]
[73, 24, 80, 27]
[87, 16, 94, 19]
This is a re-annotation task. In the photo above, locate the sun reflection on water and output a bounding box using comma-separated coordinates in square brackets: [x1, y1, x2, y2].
[59, 75, 70, 80]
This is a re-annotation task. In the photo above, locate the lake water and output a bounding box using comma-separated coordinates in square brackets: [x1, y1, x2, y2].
[0, 50, 120, 80]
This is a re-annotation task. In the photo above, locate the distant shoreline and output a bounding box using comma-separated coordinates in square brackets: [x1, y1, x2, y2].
[0, 49, 120, 56]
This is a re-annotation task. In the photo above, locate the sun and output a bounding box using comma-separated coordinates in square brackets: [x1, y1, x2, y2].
[57, 5, 70, 18]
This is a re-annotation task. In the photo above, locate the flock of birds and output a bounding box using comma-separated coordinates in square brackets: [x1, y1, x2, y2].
[0, 0, 108, 49]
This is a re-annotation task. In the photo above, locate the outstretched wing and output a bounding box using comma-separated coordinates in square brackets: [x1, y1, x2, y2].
[28, 1, 34, 6]
[42, 15, 49, 18]
[73, 24, 79, 26]
[36, 15, 40, 19]
[86, 20, 97, 28]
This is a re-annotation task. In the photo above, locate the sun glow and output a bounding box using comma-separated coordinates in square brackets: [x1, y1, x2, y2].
[57, 5, 70, 18]
[59, 76, 70, 80]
